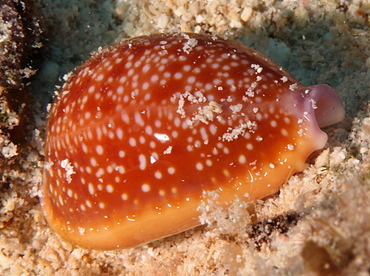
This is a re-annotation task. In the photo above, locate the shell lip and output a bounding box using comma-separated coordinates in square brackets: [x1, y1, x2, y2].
[290, 84, 345, 152]
[301, 84, 345, 128]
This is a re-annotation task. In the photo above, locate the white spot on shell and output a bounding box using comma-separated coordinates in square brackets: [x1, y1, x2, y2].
[196, 162, 203, 171]
[121, 193, 128, 200]
[142, 184, 150, 192]
[139, 154, 146, 170]
[238, 155, 246, 164]
[96, 145, 104, 155]
[88, 183, 95, 195]
[106, 185, 114, 193]
[168, 167, 175, 174]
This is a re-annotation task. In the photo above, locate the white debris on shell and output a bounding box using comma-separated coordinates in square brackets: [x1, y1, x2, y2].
[176, 90, 224, 126]
[188, 101, 223, 126]
[244, 82, 257, 98]
[230, 103, 243, 113]
[221, 121, 256, 142]
[309, 98, 318, 109]
[177, 94, 186, 117]
[179, 91, 207, 106]
[280, 76, 288, 83]
[177, 91, 208, 118]
[251, 63, 263, 74]
[150, 155, 157, 164]
[289, 83, 299, 91]
[78, 227, 86, 235]
[60, 158, 76, 183]
[44, 161, 54, 170]
[163, 146, 172, 154]
[182, 34, 198, 54]
[287, 144, 294, 150]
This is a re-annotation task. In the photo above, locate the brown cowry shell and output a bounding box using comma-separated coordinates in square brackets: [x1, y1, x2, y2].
[41, 33, 345, 249]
